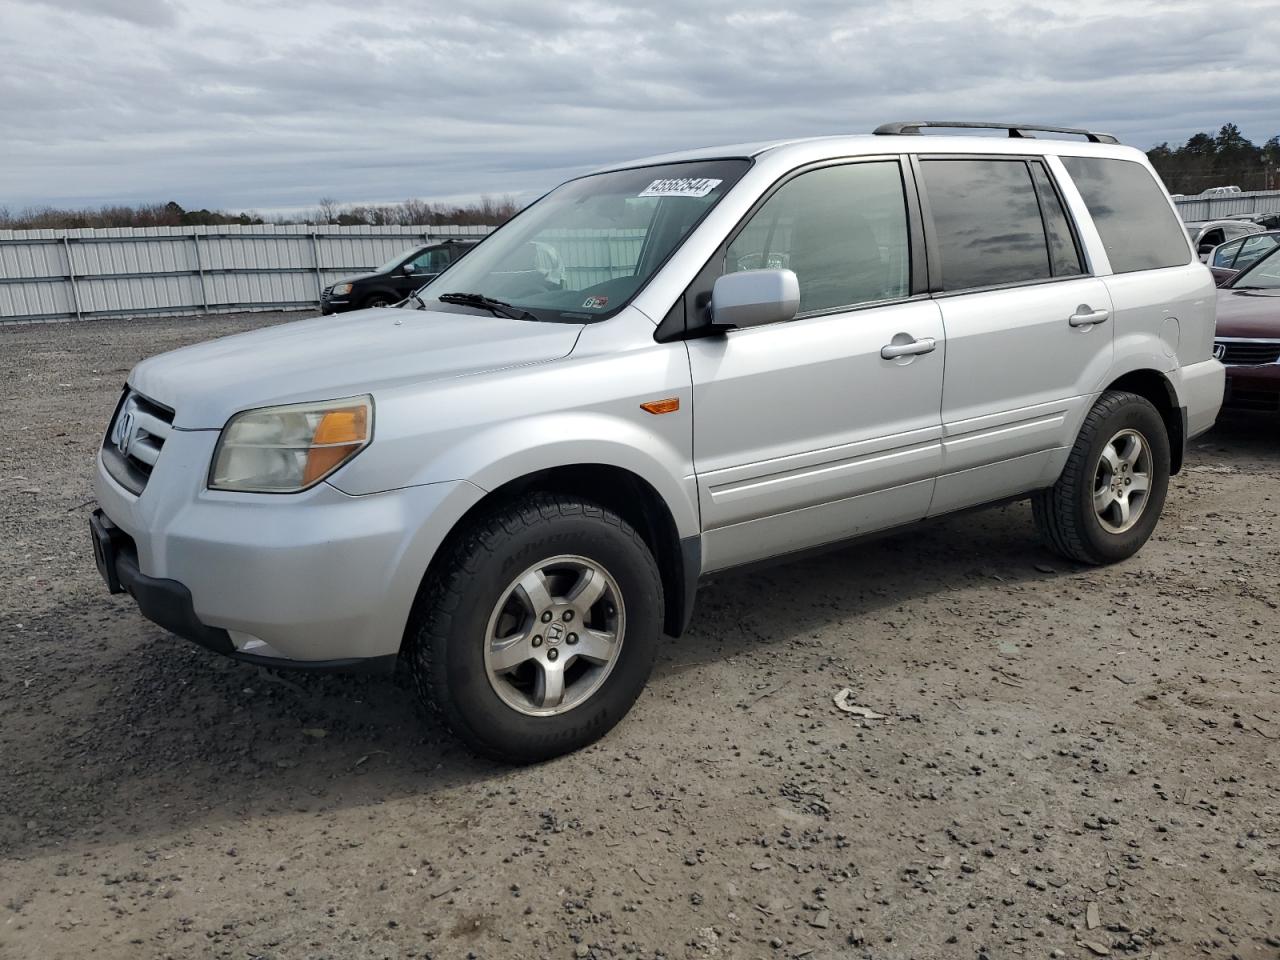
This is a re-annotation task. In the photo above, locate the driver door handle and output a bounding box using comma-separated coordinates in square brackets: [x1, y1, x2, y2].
[1069, 305, 1110, 327]
[881, 336, 937, 360]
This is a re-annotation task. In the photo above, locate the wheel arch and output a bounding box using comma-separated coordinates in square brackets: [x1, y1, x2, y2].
[403, 463, 699, 653]
[1103, 368, 1184, 474]
[360, 286, 400, 307]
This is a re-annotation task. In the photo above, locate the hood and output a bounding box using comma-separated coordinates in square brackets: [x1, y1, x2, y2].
[1215, 286, 1280, 340]
[129, 308, 583, 428]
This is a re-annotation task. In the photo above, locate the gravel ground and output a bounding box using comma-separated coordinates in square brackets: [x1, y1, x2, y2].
[1, 311, 1278, 960]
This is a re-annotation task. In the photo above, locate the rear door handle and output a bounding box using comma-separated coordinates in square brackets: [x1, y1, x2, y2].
[881, 336, 937, 360]
[1069, 305, 1110, 327]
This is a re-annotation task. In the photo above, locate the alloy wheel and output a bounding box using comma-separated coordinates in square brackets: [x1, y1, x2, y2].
[482, 555, 625, 717]
[1093, 428, 1152, 534]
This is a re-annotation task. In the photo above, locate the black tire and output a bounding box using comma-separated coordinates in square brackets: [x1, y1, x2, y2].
[1033, 390, 1171, 565]
[407, 494, 662, 763]
[362, 293, 393, 309]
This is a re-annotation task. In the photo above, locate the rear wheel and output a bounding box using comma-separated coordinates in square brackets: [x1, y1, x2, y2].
[408, 494, 662, 763]
[1033, 390, 1171, 564]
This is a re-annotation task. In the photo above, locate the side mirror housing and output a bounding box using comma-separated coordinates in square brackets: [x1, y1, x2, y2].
[710, 269, 800, 330]
[402, 263, 417, 275]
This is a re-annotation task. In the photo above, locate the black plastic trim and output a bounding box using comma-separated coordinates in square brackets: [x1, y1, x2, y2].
[674, 535, 702, 635]
[112, 536, 236, 656]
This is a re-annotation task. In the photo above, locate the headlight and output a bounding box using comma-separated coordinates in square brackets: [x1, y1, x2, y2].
[209, 396, 373, 492]
[331, 282, 353, 296]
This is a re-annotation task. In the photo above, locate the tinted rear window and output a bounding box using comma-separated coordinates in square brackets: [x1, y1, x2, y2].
[921, 159, 1058, 290]
[1060, 156, 1190, 273]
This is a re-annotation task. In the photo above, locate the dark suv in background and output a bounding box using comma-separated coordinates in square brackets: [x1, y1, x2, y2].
[321, 239, 477, 313]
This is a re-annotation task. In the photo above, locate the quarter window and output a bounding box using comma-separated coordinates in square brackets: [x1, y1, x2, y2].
[1060, 156, 1191, 273]
[920, 158, 1066, 291]
[726, 161, 910, 315]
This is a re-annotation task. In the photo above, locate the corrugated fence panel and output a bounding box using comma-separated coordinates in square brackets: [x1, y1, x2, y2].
[543, 228, 646, 289]
[1174, 189, 1280, 222]
[0, 224, 496, 323]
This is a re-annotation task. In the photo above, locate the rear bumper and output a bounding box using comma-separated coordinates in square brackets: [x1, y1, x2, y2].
[1173, 358, 1226, 439]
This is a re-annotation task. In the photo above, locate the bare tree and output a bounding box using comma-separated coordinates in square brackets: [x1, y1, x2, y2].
[316, 196, 339, 224]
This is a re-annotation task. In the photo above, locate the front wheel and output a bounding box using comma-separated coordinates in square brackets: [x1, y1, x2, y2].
[407, 494, 662, 762]
[1033, 390, 1171, 565]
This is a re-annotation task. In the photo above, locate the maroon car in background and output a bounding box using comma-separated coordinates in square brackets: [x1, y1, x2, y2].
[1214, 243, 1280, 414]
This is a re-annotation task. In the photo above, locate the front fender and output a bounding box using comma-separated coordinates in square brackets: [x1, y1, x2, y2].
[329, 334, 699, 538]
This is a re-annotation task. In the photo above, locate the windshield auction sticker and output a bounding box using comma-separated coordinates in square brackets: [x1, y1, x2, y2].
[638, 178, 723, 199]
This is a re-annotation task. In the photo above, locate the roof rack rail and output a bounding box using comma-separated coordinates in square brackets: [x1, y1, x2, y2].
[873, 121, 1119, 145]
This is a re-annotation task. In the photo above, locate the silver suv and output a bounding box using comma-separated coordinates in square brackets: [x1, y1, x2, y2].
[91, 121, 1225, 761]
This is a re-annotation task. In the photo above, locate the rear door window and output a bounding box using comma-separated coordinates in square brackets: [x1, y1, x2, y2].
[1059, 156, 1191, 273]
[920, 158, 1073, 291]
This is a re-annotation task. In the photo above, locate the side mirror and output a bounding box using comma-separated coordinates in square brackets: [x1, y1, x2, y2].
[710, 269, 800, 330]
[1198, 244, 1215, 257]
[402, 263, 417, 275]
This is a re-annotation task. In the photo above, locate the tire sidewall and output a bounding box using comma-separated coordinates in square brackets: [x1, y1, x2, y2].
[1075, 396, 1170, 562]
[433, 511, 661, 761]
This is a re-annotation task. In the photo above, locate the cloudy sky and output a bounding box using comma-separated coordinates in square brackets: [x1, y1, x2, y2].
[3, 0, 1277, 214]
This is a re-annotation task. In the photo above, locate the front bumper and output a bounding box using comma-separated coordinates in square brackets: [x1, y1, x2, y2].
[320, 298, 352, 315]
[93, 429, 485, 668]
[1222, 362, 1280, 413]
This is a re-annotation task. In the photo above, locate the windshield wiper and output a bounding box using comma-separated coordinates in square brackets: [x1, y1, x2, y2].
[437, 292, 536, 321]
[406, 291, 428, 310]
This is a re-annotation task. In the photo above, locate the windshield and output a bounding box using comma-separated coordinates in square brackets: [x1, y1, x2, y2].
[1232, 243, 1280, 289]
[416, 160, 751, 322]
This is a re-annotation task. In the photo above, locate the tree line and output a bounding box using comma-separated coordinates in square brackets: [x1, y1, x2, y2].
[1147, 123, 1280, 194]
[0, 196, 522, 232]
[5, 127, 1280, 232]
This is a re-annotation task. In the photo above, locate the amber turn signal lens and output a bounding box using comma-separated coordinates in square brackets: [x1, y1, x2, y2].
[313, 406, 368, 445]
[303, 406, 370, 484]
[640, 397, 680, 415]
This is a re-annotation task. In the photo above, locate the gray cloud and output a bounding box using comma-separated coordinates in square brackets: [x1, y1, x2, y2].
[2, 0, 1277, 213]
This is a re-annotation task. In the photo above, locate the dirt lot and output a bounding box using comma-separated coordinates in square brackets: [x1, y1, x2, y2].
[1, 312, 1277, 960]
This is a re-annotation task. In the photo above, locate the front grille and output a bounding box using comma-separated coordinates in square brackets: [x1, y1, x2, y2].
[1215, 339, 1280, 366]
[101, 388, 175, 495]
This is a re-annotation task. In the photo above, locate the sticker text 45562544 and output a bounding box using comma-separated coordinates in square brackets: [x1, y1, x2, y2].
[638, 178, 723, 199]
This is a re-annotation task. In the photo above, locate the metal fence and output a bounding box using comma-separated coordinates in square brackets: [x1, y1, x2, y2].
[8, 191, 1279, 324]
[0, 224, 493, 324]
[1173, 189, 1280, 222]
